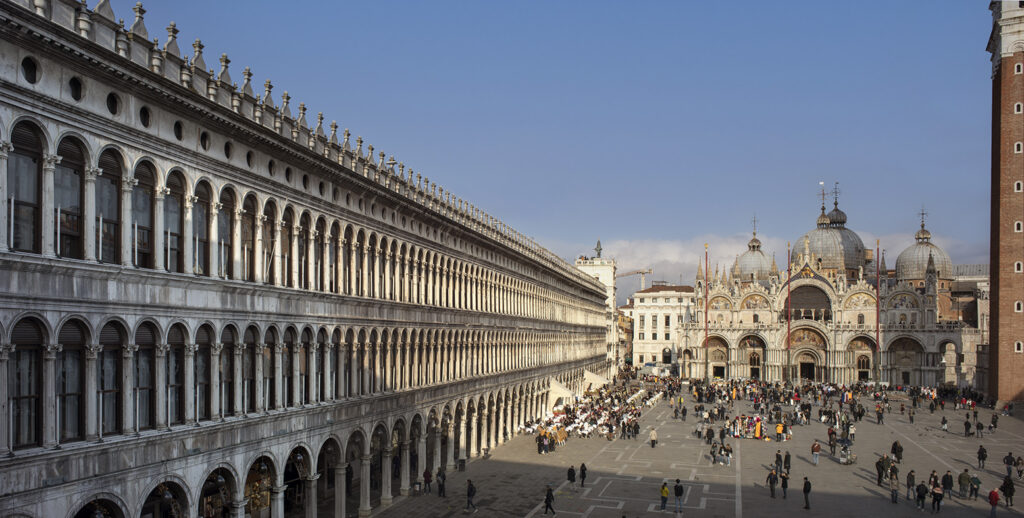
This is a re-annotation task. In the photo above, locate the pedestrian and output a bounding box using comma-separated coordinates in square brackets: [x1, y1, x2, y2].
[660, 482, 669, 511]
[942, 470, 954, 499]
[891, 440, 903, 464]
[423, 469, 432, 494]
[931, 484, 944, 512]
[1001, 476, 1015, 507]
[811, 440, 821, 466]
[972, 473, 983, 500]
[775, 450, 783, 473]
[781, 471, 790, 499]
[437, 467, 447, 497]
[941, 415, 948, 432]
[1017, 456, 1024, 480]
[674, 478, 685, 512]
[850, 423, 856, 442]
[990, 487, 1001, 518]
[543, 485, 556, 515]
[980, 445, 989, 469]
[567, 465, 576, 492]
[890, 471, 901, 503]
[766, 469, 779, 498]
[909, 407, 915, 424]
[907, 470, 917, 501]
[966, 419, 973, 437]
[803, 477, 812, 510]
[916, 481, 929, 510]
[784, 451, 792, 474]
[650, 428, 658, 449]
[465, 479, 478, 513]
[1006, 452, 1016, 478]
[875, 456, 886, 487]
[580, 463, 587, 488]
[959, 469, 971, 498]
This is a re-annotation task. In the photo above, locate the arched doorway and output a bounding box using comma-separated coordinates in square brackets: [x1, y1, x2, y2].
[244, 455, 276, 518]
[740, 335, 767, 380]
[198, 467, 236, 518]
[795, 351, 818, 381]
[316, 438, 344, 518]
[140, 481, 187, 518]
[344, 431, 366, 517]
[661, 347, 672, 365]
[789, 328, 827, 381]
[848, 337, 877, 382]
[705, 337, 728, 379]
[73, 498, 125, 518]
[889, 337, 924, 386]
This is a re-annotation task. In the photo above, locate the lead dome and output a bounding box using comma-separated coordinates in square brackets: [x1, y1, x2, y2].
[896, 221, 953, 280]
[733, 232, 773, 281]
[791, 201, 866, 271]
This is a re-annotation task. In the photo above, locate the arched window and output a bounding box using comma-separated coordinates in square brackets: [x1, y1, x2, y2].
[220, 327, 236, 418]
[192, 182, 211, 275]
[95, 150, 122, 264]
[262, 203, 276, 285]
[134, 322, 156, 430]
[164, 172, 185, 273]
[243, 326, 258, 414]
[283, 329, 296, 407]
[749, 352, 761, 367]
[217, 190, 235, 279]
[8, 122, 43, 253]
[857, 355, 871, 370]
[56, 320, 86, 442]
[752, 314, 759, 323]
[300, 329, 312, 404]
[194, 325, 212, 422]
[241, 195, 256, 282]
[857, 313, 865, 325]
[166, 324, 186, 425]
[55, 138, 85, 259]
[282, 209, 294, 288]
[97, 322, 124, 436]
[132, 162, 156, 269]
[10, 318, 44, 449]
[263, 329, 277, 408]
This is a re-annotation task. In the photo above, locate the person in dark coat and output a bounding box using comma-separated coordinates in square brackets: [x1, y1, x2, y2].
[766, 469, 779, 498]
[781, 471, 790, 498]
[876, 457, 886, 486]
[784, 451, 792, 474]
[1001, 475, 1016, 507]
[803, 477, 812, 509]
[567, 465, 576, 492]
[543, 485, 556, 515]
[979, 446, 989, 469]
[941, 471, 954, 499]
[436, 467, 446, 497]
[916, 482, 929, 510]
[579, 463, 587, 488]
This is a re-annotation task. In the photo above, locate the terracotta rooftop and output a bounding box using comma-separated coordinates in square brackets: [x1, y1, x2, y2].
[635, 284, 694, 294]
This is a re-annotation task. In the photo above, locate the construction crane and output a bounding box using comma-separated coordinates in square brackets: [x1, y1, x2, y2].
[616, 268, 653, 290]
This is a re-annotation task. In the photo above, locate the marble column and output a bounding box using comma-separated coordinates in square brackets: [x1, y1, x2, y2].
[253, 215, 264, 283]
[152, 187, 166, 270]
[83, 344, 98, 440]
[208, 202, 220, 276]
[381, 448, 393, 505]
[360, 245, 369, 297]
[334, 465, 347, 518]
[40, 154, 60, 257]
[416, 436, 426, 483]
[359, 455, 372, 516]
[0, 142, 11, 252]
[304, 475, 318, 518]
[82, 167, 99, 261]
[307, 229, 317, 291]
[0, 344, 10, 454]
[307, 343, 318, 404]
[231, 209, 243, 280]
[119, 177, 136, 266]
[183, 343, 196, 425]
[445, 424, 456, 471]
[233, 345, 244, 416]
[273, 220, 284, 287]
[274, 343, 285, 410]
[121, 344, 136, 434]
[400, 441, 411, 495]
[271, 485, 285, 518]
[183, 195, 194, 274]
[468, 415, 479, 457]
[291, 344, 300, 406]
[154, 343, 168, 429]
[291, 225, 301, 288]
[210, 343, 223, 418]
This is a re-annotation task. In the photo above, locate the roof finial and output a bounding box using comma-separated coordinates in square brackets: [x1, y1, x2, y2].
[832, 181, 841, 209]
[751, 214, 758, 236]
[818, 180, 826, 213]
[919, 205, 928, 229]
[594, 240, 602, 258]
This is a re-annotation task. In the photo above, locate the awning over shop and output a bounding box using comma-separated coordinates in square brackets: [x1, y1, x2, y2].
[584, 369, 609, 390]
[547, 377, 575, 410]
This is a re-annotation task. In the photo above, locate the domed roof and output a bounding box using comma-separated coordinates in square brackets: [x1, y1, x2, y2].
[896, 221, 953, 280]
[734, 232, 772, 281]
[791, 203, 866, 270]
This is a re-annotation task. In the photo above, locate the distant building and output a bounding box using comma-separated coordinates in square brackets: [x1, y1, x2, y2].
[627, 284, 696, 369]
[576, 243, 619, 369]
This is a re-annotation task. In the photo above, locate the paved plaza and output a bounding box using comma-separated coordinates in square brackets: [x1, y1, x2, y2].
[374, 394, 1024, 517]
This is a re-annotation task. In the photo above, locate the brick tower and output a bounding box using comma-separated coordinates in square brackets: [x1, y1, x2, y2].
[988, 1, 1024, 402]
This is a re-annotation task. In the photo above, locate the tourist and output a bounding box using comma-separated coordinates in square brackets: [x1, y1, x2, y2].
[971, 473, 983, 500]
[543, 485, 556, 515]
[465, 479, 478, 513]
[966, 419, 973, 437]
[437, 467, 447, 497]
[811, 440, 821, 466]
[650, 427, 658, 448]
[1016, 456, 1024, 480]
[781, 470, 789, 499]
[916, 481, 929, 510]
[766, 469, 779, 498]
[774, 450, 783, 473]
[567, 465, 576, 492]
[784, 451, 791, 474]
[875, 456, 886, 486]
[423, 469, 432, 494]
[990, 487, 1001, 518]
[907, 470, 917, 500]
[959, 469, 971, 498]
[889, 470, 900, 503]
[1006, 452, 1017, 478]
[980, 445, 989, 469]
[1001, 476, 1015, 507]
[660, 482, 669, 510]
[931, 483, 944, 512]
[580, 463, 587, 488]
[674, 478, 685, 511]
[803, 477, 812, 510]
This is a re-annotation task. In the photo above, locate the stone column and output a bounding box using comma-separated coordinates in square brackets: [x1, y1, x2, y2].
[334, 465, 347, 518]
[381, 447, 393, 504]
[416, 436, 426, 483]
[210, 342, 223, 418]
[468, 414, 479, 457]
[233, 345, 244, 416]
[254, 215, 265, 283]
[304, 475, 318, 518]
[360, 245, 369, 297]
[273, 220, 284, 287]
[208, 202, 220, 276]
[432, 427, 442, 472]
[83, 344, 98, 440]
[183, 343, 196, 425]
[183, 195, 194, 274]
[154, 343, 168, 429]
[41, 343, 59, 448]
[307, 229, 317, 291]
[291, 225, 301, 288]
[400, 441, 411, 495]
[291, 344, 300, 406]
[153, 187, 166, 270]
[0, 142, 11, 252]
[373, 344, 382, 393]
[121, 344, 137, 434]
[322, 344, 333, 401]
[271, 485, 286, 518]
[485, 410, 493, 452]
[359, 455, 372, 517]
[458, 418, 468, 462]
[119, 177, 136, 266]
[40, 154, 60, 257]
[82, 167, 99, 261]
[0, 344, 10, 454]
[347, 241, 357, 295]
[372, 246, 381, 298]
[231, 209, 243, 280]
[228, 501, 247, 518]
[496, 406, 505, 445]
[383, 251, 391, 300]
[307, 343, 318, 404]
[274, 343, 285, 410]
[322, 231, 332, 292]
[336, 345, 347, 399]
[445, 424, 456, 471]
[352, 345, 361, 396]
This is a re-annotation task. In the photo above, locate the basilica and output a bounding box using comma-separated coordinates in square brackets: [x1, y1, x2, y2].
[674, 196, 987, 389]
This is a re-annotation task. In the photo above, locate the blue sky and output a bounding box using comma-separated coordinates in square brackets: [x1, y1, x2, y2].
[108, 1, 992, 299]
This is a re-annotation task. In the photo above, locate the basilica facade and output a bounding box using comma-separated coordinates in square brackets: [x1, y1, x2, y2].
[676, 198, 987, 389]
[0, 2, 610, 518]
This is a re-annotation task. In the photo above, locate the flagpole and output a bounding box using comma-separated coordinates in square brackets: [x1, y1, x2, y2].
[786, 241, 792, 383]
[876, 240, 881, 384]
[704, 243, 709, 383]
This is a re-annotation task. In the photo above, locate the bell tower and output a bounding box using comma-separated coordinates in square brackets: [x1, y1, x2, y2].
[988, 1, 1024, 402]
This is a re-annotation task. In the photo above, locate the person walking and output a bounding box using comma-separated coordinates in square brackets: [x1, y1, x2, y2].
[784, 451, 792, 474]
[766, 469, 779, 498]
[781, 471, 790, 499]
[465, 479, 478, 513]
[907, 470, 917, 501]
[1001, 476, 1015, 507]
[931, 484, 945, 513]
[802, 477, 812, 510]
[942, 471, 954, 500]
[567, 465, 576, 492]
[966, 419, 973, 437]
[980, 446, 989, 469]
[959, 469, 971, 498]
[890, 471, 901, 503]
[972, 473, 983, 500]
[580, 463, 587, 488]
[437, 467, 447, 497]
[650, 428, 658, 449]
[543, 485, 556, 515]
[990, 487, 1001, 518]
[916, 481, 929, 510]
[941, 415, 948, 432]
[423, 469, 433, 494]
[674, 478, 685, 513]
[660, 482, 670, 511]
[775, 450, 783, 474]
[811, 440, 821, 466]
[875, 456, 886, 487]
[1006, 453, 1016, 478]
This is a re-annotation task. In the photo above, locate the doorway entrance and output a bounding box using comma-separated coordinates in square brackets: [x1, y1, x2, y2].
[712, 366, 725, 378]
[799, 362, 815, 380]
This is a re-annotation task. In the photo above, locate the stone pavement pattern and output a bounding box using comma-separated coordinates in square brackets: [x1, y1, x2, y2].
[372, 395, 1024, 517]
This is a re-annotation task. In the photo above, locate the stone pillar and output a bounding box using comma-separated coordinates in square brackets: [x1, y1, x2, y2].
[322, 344, 333, 401]
[336, 345, 347, 399]
[208, 202, 220, 276]
[304, 475, 318, 518]
[253, 215, 264, 283]
[363, 345, 372, 395]
[40, 154, 60, 257]
[400, 440, 411, 495]
[485, 410, 494, 452]
[183, 343, 196, 424]
[82, 167, 99, 261]
[307, 343, 318, 404]
[381, 447, 393, 505]
[468, 414, 479, 457]
[273, 220, 284, 287]
[153, 187, 165, 270]
[359, 455, 372, 517]
[291, 344, 301, 406]
[334, 465, 347, 518]
[347, 242, 357, 295]
[383, 251, 391, 300]
[307, 229, 317, 291]
[82, 344, 98, 440]
[403, 257, 411, 303]
[416, 436, 426, 483]
[119, 177, 136, 266]
[372, 245, 381, 298]
[271, 485, 285, 518]
[228, 501, 246, 518]
[495, 405, 505, 445]
[352, 345, 360, 396]
[360, 245, 369, 297]
[458, 419, 468, 462]
[445, 424, 456, 471]
[121, 344, 136, 434]
[154, 343, 168, 429]
[291, 225, 301, 288]
[210, 342, 223, 418]
[432, 427, 442, 472]
[233, 345, 244, 416]
[322, 232, 332, 292]
[183, 195, 194, 274]
[0, 142, 11, 252]
[231, 209, 243, 280]
[274, 343, 285, 409]
[41, 343, 59, 448]
[0, 344, 10, 454]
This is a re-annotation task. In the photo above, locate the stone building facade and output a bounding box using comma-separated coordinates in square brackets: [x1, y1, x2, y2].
[0, 1, 609, 517]
[988, 0, 1024, 403]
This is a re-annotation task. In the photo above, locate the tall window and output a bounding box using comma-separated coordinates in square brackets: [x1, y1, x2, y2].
[220, 327, 235, 418]
[167, 325, 185, 425]
[95, 150, 122, 264]
[132, 162, 155, 268]
[261, 203, 276, 284]
[192, 182, 210, 275]
[8, 123, 43, 253]
[217, 191, 235, 278]
[134, 323, 156, 430]
[243, 327, 258, 414]
[55, 138, 85, 259]
[10, 318, 43, 449]
[97, 323, 123, 436]
[282, 210, 294, 288]
[56, 320, 86, 442]
[263, 329, 276, 408]
[241, 196, 256, 282]
[164, 173, 184, 273]
[194, 326, 211, 421]
[283, 329, 296, 407]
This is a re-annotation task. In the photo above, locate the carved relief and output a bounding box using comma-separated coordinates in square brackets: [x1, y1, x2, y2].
[844, 292, 875, 309]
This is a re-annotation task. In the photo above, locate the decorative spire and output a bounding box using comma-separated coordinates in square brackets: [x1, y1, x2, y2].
[241, 67, 253, 96]
[342, 129, 350, 151]
[329, 121, 338, 144]
[697, 261, 704, 281]
[262, 79, 275, 107]
[914, 206, 932, 242]
[191, 39, 206, 71]
[129, 2, 148, 39]
[594, 240, 602, 258]
[163, 22, 180, 56]
[217, 54, 231, 85]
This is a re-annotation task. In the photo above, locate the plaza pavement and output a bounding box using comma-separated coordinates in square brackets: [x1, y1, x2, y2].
[372, 394, 1024, 517]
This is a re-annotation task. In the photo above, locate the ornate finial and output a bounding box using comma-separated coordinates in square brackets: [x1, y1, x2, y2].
[594, 240, 602, 258]
[367, 144, 374, 161]
[191, 39, 206, 71]
[818, 180, 827, 212]
[398, 162, 405, 178]
[262, 79, 274, 106]
[832, 181, 841, 208]
[241, 66, 253, 95]
[919, 205, 927, 229]
[329, 121, 338, 143]
[378, 151, 386, 168]
[751, 214, 758, 236]
[355, 136, 363, 156]
[164, 22, 180, 56]
[218, 53, 231, 84]
[130, 2, 148, 39]
[342, 129, 350, 150]
[386, 156, 397, 172]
